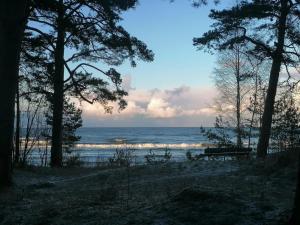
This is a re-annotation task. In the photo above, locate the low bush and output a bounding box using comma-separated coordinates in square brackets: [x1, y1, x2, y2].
[64, 154, 83, 167]
[108, 148, 135, 167]
[145, 148, 172, 165]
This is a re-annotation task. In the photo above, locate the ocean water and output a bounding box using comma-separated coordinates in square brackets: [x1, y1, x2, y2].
[77, 127, 209, 145]
[27, 127, 246, 166]
[73, 127, 211, 165]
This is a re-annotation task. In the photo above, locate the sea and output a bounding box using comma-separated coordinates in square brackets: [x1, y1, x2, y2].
[27, 127, 248, 166]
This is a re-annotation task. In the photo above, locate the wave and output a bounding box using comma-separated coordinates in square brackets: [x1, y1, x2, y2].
[74, 143, 212, 149]
[20, 139, 214, 150]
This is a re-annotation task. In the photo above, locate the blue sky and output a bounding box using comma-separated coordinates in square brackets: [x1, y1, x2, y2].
[117, 0, 216, 89]
[82, 0, 233, 127]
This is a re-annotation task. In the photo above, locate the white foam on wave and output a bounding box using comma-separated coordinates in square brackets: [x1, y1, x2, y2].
[74, 143, 212, 149]
[20, 139, 214, 150]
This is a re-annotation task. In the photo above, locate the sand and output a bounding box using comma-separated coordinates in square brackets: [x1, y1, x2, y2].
[0, 156, 297, 225]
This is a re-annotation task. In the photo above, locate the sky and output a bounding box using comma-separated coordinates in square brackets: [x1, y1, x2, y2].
[82, 0, 231, 127]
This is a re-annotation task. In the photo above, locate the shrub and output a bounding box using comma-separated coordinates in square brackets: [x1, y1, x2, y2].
[64, 154, 82, 167]
[109, 148, 135, 167]
[186, 150, 202, 161]
[145, 148, 172, 165]
[186, 150, 193, 161]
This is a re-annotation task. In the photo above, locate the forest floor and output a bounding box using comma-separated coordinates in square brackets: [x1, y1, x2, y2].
[0, 152, 298, 225]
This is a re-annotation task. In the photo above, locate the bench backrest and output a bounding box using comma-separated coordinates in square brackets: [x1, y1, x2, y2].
[204, 147, 252, 154]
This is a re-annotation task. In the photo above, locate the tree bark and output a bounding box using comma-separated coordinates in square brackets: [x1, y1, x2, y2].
[248, 67, 259, 148]
[256, 0, 288, 158]
[50, 0, 65, 167]
[235, 46, 242, 148]
[0, 0, 27, 187]
[14, 76, 21, 165]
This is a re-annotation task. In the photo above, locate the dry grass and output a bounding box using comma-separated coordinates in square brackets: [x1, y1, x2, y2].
[0, 155, 298, 225]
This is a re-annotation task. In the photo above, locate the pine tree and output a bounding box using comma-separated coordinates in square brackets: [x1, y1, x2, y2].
[24, 0, 154, 167]
[272, 92, 300, 151]
[193, 3, 300, 220]
[45, 98, 82, 155]
[200, 116, 235, 148]
[193, 0, 300, 158]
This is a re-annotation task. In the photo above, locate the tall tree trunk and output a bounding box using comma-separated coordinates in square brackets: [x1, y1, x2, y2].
[256, 0, 288, 158]
[289, 151, 300, 225]
[0, 0, 27, 187]
[236, 81, 242, 148]
[248, 68, 259, 148]
[235, 46, 242, 148]
[15, 76, 21, 165]
[51, 1, 65, 167]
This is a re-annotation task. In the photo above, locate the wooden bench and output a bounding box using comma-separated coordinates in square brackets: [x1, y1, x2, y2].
[199, 147, 252, 159]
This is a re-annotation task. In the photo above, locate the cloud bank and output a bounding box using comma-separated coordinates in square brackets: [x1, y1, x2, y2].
[81, 76, 217, 127]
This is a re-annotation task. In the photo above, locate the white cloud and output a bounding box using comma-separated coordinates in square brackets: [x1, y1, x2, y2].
[147, 97, 177, 118]
[182, 107, 216, 116]
[121, 100, 146, 116]
[80, 78, 218, 126]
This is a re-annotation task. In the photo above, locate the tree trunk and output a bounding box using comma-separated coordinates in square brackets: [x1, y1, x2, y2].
[50, 1, 65, 167]
[289, 151, 300, 225]
[256, 0, 288, 158]
[0, 0, 27, 187]
[15, 76, 21, 165]
[235, 46, 242, 148]
[236, 80, 242, 147]
[248, 67, 259, 148]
